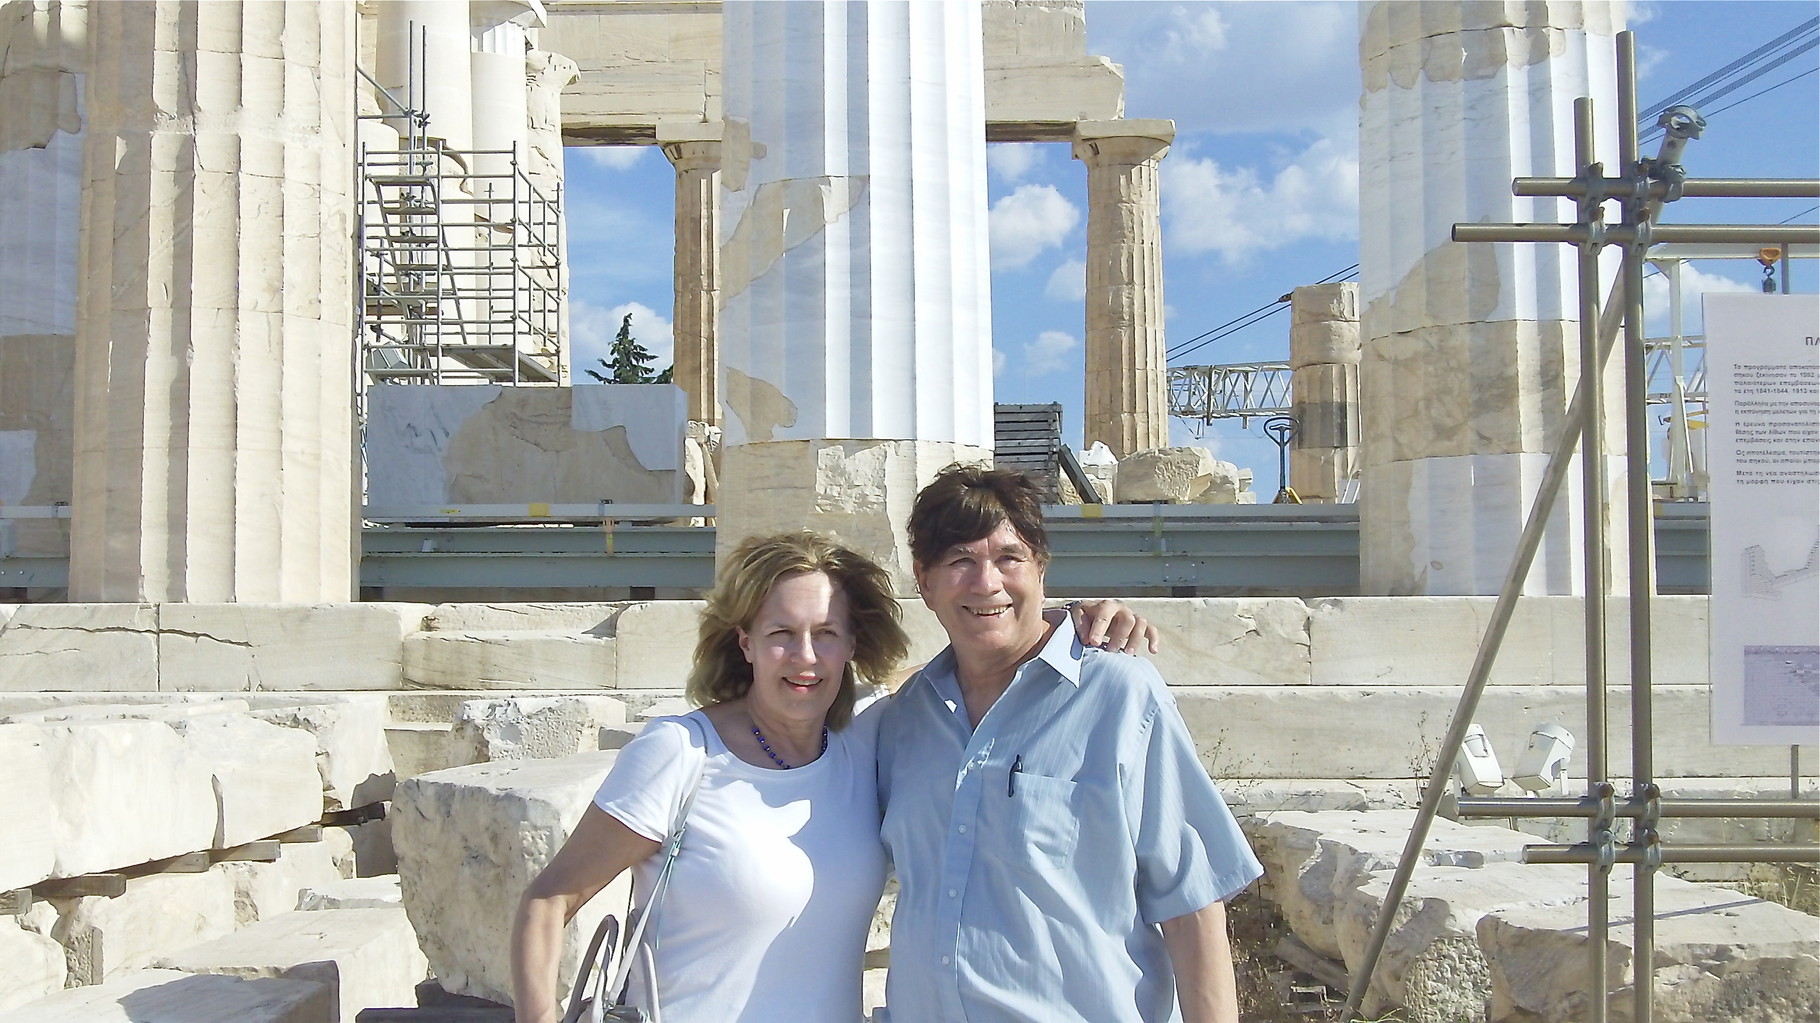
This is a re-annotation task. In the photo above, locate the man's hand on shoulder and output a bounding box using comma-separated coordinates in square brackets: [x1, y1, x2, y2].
[1061, 599, 1162, 655]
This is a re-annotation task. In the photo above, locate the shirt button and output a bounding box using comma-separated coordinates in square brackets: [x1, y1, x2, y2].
[947, 888, 957, 898]
[957, 824, 967, 834]
[941, 956, 952, 965]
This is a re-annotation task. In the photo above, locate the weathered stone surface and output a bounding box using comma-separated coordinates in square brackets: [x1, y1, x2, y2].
[0, 722, 56, 890]
[1120, 598, 1311, 687]
[1241, 811, 1533, 959]
[386, 722, 455, 781]
[217, 840, 349, 928]
[1480, 873, 1820, 1023]
[1335, 861, 1590, 1022]
[716, 440, 994, 594]
[0, 604, 158, 692]
[1171, 684, 1779, 780]
[51, 870, 239, 985]
[425, 602, 623, 633]
[297, 875, 402, 911]
[1308, 596, 1710, 687]
[403, 630, 616, 690]
[0, 968, 334, 1022]
[393, 752, 631, 1005]
[608, 600, 704, 689]
[158, 604, 430, 692]
[154, 907, 427, 1023]
[31, 720, 217, 877]
[446, 695, 628, 766]
[169, 714, 323, 848]
[247, 695, 396, 812]
[0, 916, 65, 1013]
[1116, 446, 1217, 503]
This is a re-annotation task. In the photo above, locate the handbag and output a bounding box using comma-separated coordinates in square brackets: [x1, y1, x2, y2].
[561, 720, 709, 1023]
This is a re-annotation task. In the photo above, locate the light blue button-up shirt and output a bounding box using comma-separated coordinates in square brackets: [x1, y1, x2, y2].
[877, 622, 1262, 1022]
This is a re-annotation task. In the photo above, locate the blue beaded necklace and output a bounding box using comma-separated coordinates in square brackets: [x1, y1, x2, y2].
[751, 723, 828, 769]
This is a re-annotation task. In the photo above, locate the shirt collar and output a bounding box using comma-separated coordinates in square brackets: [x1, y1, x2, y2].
[914, 614, 1085, 698]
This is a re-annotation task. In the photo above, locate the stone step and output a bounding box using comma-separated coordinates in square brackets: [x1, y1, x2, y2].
[384, 722, 453, 781]
[0, 968, 332, 1022]
[153, 906, 428, 1023]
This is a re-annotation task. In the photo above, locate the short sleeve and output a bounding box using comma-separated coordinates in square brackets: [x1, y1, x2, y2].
[593, 715, 703, 844]
[1125, 683, 1264, 924]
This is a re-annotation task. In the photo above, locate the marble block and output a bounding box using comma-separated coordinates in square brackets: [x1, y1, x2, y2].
[1308, 596, 1710, 687]
[297, 875, 402, 911]
[1114, 598, 1311, 687]
[392, 752, 631, 1005]
[0, 968, 333, 1023]
[0, 723, 56, 890]
[1240, 811, 1534, 960]
[1480, 874, 1820, 1023]
[423, 602, 624, 633]
[33, 720, 217, 877]
[446, 695, 629, 766]
[169, 715, 324, 848]
[1116, 446, 1219, 503]
[403, 630, 617, 690]
[246, 695, 397, 812]
[51, 869, 239, 985]
[608, 600, 704, 688]
[158, 604, 431, 692]
[0, 604, 158, 692]
[1335, 861, 1591, 1021]
[0, 916, 66, 1013]
[153, 907, 428, 1023]
[217, 841, 348, 928]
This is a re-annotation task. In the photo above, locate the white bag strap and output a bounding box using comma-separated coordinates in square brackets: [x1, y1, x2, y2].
[602, 716, 709, 1006]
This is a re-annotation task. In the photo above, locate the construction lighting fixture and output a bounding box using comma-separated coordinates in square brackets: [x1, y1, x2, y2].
[1455, 723, 1505, 796]
[1513, 724, 1577, 793]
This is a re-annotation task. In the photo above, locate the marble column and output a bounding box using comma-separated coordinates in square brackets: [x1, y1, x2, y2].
[718, 1, 995, 585]
[0, 0, 85, 565]
[1289, 282, 1360, 503]
[69, 0, 357, 601]
[659, 123, 721, 426]
[1358, 1, 1627, 595]
[526, 47, 578, 379]
[376, 0, 471, 151]
[1073, 119, 1173, 458]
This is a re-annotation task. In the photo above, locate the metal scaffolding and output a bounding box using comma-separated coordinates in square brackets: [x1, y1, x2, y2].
[1341, 33, 1820, 1023]
[353, 60, 564, 388]
[1166, 362, 1293, 428]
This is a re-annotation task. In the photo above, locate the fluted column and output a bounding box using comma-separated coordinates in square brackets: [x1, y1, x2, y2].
[1073, 119, 1172, 458]
[660, 124, 720, 426]
[0, 0, 86, 565]
[1289, 282, 1361, 503]
[69, 0, 357, 601]
[526, 47, 579, 380]
[717, 1, 994, 585]
[1358, 0, 1627, 595]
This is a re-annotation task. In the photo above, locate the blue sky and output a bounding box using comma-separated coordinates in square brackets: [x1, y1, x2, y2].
[562, 1, 1819, 489]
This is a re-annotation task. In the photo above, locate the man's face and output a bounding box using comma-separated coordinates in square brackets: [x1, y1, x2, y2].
[915, 520, 1048, 669]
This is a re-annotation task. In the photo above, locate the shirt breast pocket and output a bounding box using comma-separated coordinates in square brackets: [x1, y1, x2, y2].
[1008, 773, 1080, 870]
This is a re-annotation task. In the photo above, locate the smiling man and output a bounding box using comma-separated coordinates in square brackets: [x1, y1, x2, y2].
[876, 464, 1263, 1023]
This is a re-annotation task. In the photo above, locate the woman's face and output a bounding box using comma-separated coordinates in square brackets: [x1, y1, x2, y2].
[736, 571, 856, 724]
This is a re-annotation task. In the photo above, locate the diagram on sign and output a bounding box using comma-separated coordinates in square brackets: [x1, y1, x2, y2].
[1741, 646, 1820, 728]
[1740, 536, 1820, 599]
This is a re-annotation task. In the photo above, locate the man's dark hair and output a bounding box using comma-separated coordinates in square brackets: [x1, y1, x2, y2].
[908, 463, 1050, 568]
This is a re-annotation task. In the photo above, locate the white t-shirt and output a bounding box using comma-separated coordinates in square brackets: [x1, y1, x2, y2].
[592, 707, 887, 1023]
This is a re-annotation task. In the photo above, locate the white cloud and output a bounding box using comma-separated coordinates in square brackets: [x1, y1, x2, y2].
[1642, 263, 1757, 335]
[572, 299, 675, 381]
[989, 184, 1080, 270]
[1045, 259, 1086, 302]
[577, 146, 649, 171]
[987, 143, 1047, 182]
[991, 347, 1008, 376]
[1089, 1, 1360, 142]
[1022, 330, 1079, 376]
[1162, 137, 1359, 265]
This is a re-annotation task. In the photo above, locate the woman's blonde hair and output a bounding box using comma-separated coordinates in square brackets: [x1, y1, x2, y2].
[685, 531, 909, 728]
